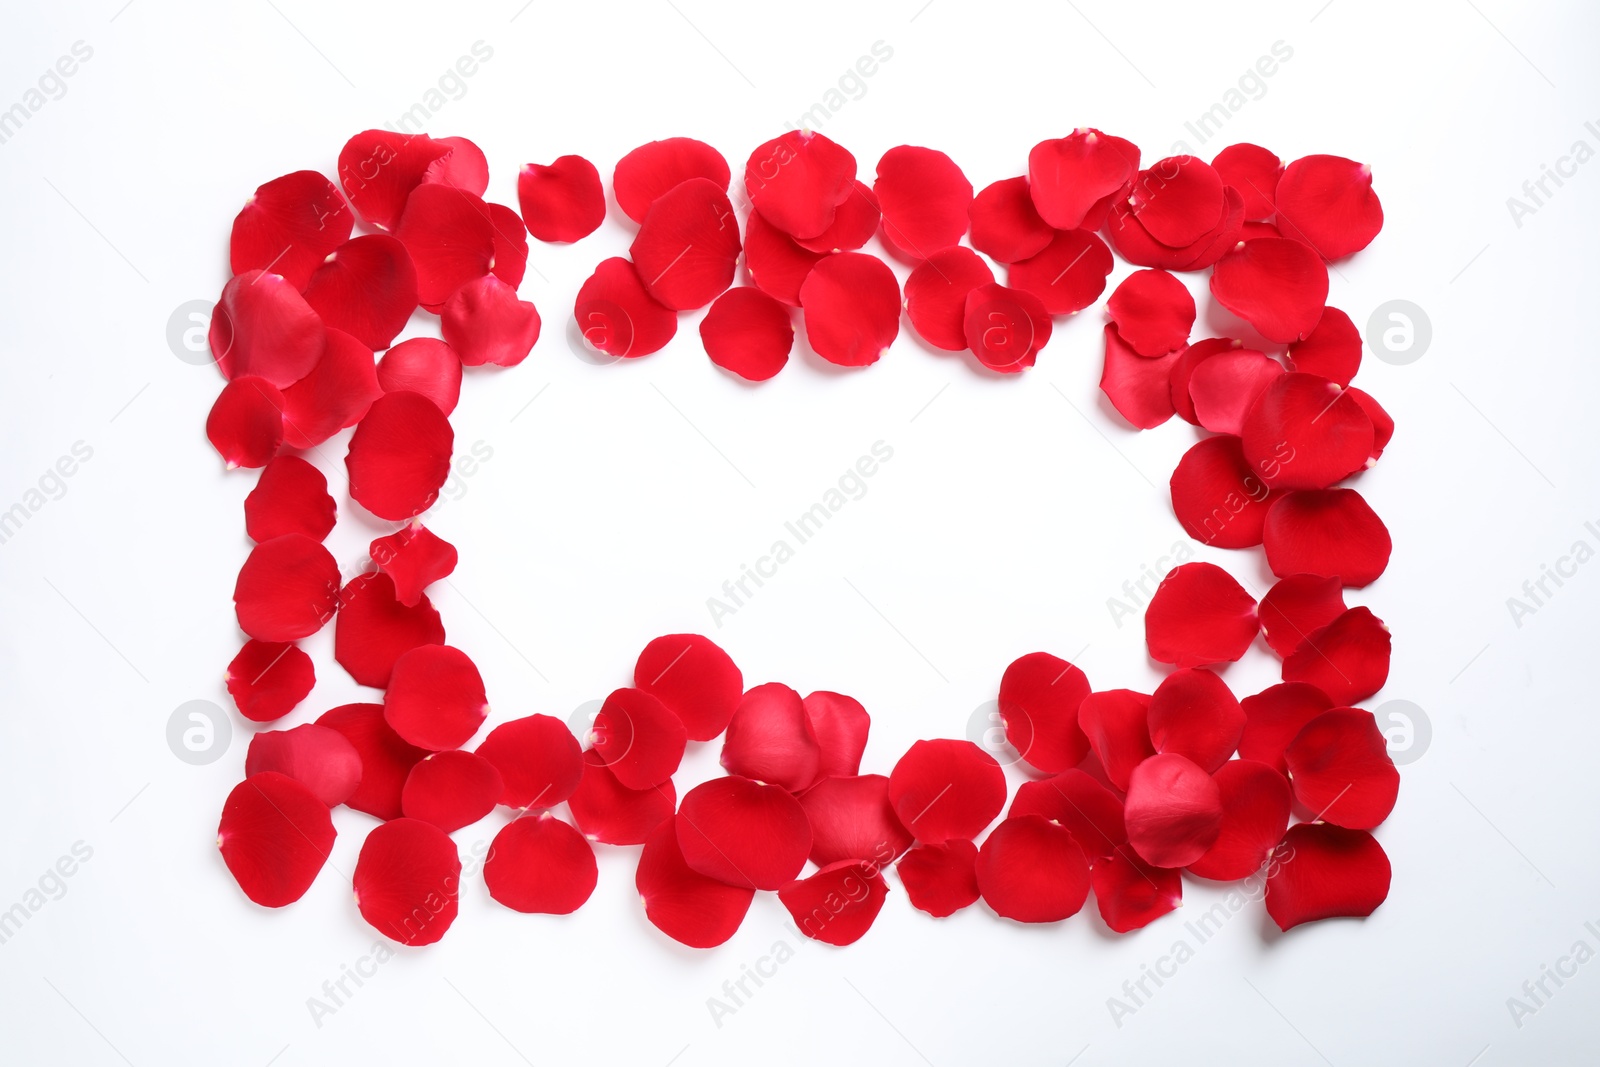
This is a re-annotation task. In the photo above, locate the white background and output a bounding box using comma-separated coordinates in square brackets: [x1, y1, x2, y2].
[2, 1, 1597, 1064]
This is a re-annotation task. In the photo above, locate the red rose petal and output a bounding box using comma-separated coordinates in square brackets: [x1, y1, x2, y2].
[1107, 269, 1196, 357]
[636, 819, 755, 948]
[246, 724, 362, 807]
[1100, 324, 1182, 429]
[203, 273, 323, 389]
[352, 817, 460, 946]
[1187, 348, 1284, 437]
[425, 136, 490, 197]
[1265, 822, 1391, 931]
[720, 682, 821, 792]
[279, 328, 382, 450]
[794, 181, 880, 254]
[1259, 574, 1348, 658]
[896, 840, 981, 918]
[887, 739, 1006, 844]
[1028, 129, 1140, 231]
[244, 456, 335, 543]
[1169, 336, 1240, 425]
[743, 209, 827, 307]
[1286, 306, 1361, 386]
[487, 203, 529, 290]
[629, 176, 740, 310]
[338, 130, 452, 232]
[800, 252, 901, 366]
[376, 338, 462, 415]
[1105, 187, 1244, 272]
[780, 861, 890, 946]
[345, 391, 454, 521]
[1005, 228, 1114, 315]
[1168, 435, 1277, 549]
[998, 651, 1091, 774]
[392, 183, 496, 309]
[485, 813, 597, 914]
[591, 687, 688, 789]
[676, 776, 811, 890]
[969, 176, 1053, 263]
[1285, 706, 1399, 828]
[572, 257, 679, 358]
[1264, 488, 1392, 587]
[1145, 562, 1259, 669]
[302, 234, 418, 351]
[370, 523, 457, 608]
[1009, 769, 1127, 862]
[1185, 759, 1292, 881]
[229, 170, 353, 289]
[316, 702, 430, 821]
[206, 376, 283, 469]
[1092, 845, 1183, 932]
[633, 633, 744, 743]
[745, 130, 856, 240]
[976, 814, 1091, 923]
[700, 287, 794, 381]
[475, 714, 584, 811]
[1283, 607, 1392, 706]
[332, 571, 444, 689]
[904, 246, 994, 351]
[401, 750, 503, 833]
[1077, 689, 1155, 792]
[1274, 155, 1384, 261]
[1130, 156, 1226, 246]
[384, 645, 489, 751]
[1210, 237, 1329, 343]
[225, 639, 315, 723]
[1124, 753, 1224, 867]
[441, 273, 541, 368]
[217, 772, 336, 908]
[614, 137, 732, 224]
[797, 774, 913, 868]
[234, 533, 339, 642]
[1238, 682, 1336, 775]
[517, 155, 606, 243]
[1211, 143, 1283, 221]
[1148, 667, 1246, 772]
[803, 691, 871, 782]
[1348, 387, 1394, 460]
[568, 748, 676, 845]
[963, 282, 1053, 373]
[874, 145, 973, 257]
[1242, 374, 1375, 491]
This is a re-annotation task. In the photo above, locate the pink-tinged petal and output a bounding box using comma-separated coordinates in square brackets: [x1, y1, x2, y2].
[896, 840, 981, 917]
[352, 818, 460, 946]
[1264, 489, 1392, 587]
[245, 725, 361, 808]
[1123, 753, 1223, 868]
[887, 739, 1006, 844]
[998, 651, 1091, 773]
[800, 252, 901, 366]
[634, 633, 744, 743]
[475, 714, 584, 811]
[1144, 563, 1259, 669]
[1265, 823, 1391, 930]
[218, 772, 335, 908]
[1185, 759, 1292, 880]
[976, 814, 1091, 923]
[636, 819, 755, 948]
[484, 813, 597, 914]
[676, 776, 811, 890]
[332, 571, 444, 689]
[1092, 845, 1183, 932]
[517, 155, 606, 243]
[780, 861, 890, 946]
[720, 682, 820, 792]
[302, 234, 418, 351]
[1078, 689, 1154, 791]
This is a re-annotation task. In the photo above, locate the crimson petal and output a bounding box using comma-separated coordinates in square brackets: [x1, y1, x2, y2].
[998, 651, 1090, 774]
[720, 682, 820, 791]
[475, 714, 584, 811]
[1185, 759, 1292, 880]
[517, 155, 606, 243]
[1107, 268, 1196, 356]
[896, 840, 980, 918]
[614, 137, 732, 224]
[1144, 563, 1259, 669]
[1285, 707, 1399, 828]
[1148, 667, 1246, 772]
[745, 130, 856, 240]
[969, 176, 1053, 263]
[1123, 753, 1224, 868]
[976, 814, 1091, 923]
[225, 639, 314, 723]
[700, 287, 793, 381]
[402, 751, 503, 833]
[874, 145, 973, 257]
[332, 571, 444, 689]
[675, 776, 811, 890]
[279, 328, 382, 450]
[633, 633, 743, 743]
[1282, 607, 1392, 706]
[1008, 769, 1127, 862]
[316, 703, 429, 821]
[377, 338, 462, 415]
[370, 523, 457, 608]
[905, 245, 994, 351]
[1211, 143, 1282, 221]
[781, 861, 890, 946]
[591, 687, 688, 789]
[1209, 238, 1328, 343]
[1265, 822, 1391, 930]
[630, 176, 740, 310]
[1286, 306, 1361, 386]
[1092, 845, 1183, 932]
[803, 691, 870, 782]
[1004, 228, 1114, 315]
[245, 725, 361, 808]
[484, 814, 598, 914]
[217, 772, 335, 908]
[345, 391, 453, 521]
[568, 749, 675, 845]
[1264, 488, 1392, 587]
[1187, 348, 1284, 437]
[441, 274, 541, 368]
[383, 645, 488, 751]
[206, 376, 283, 469]
[797, 774, 913, 868]
[1241, 373, 1375, 491]
[636, 819, 754, 948]
[1274, 155, 1384, 261]
[800, 252, 901, 366]
[234, 533, 339, 642]
[1028, 129, 1140, 231]
[338, 130, 452, 231]
[743, 209, 826, 307]
[573, 257, 678, 359]
[229, 170, 352, 289]
[352, 818, 460, 946]
[1100, 324, 1181, 429]
[887, 739, 1005, 844]
[392, 183, 496, 309]
[963, 282, 1052, 373]
[1168, 435, 1276, 549]
[794, 181, 880, 254]
[1077, 689, 1155, 791]
[1259, 574, 1347, 658]
[1129, 156, 1226, 246]
[1238, 682, 1335, 775]
[244, 456, 335, 543]
[302, 234, 418, 351]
